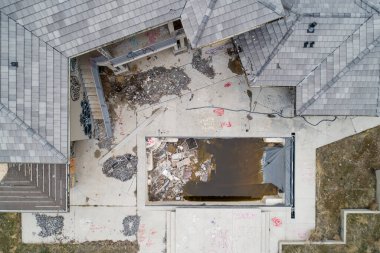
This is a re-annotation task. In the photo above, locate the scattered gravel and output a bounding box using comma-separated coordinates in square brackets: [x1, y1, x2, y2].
[35, 214, 64, 238]
[102, 154, 138, 181]
[191, 49, 215, 79]
[122, 215, 140, 236]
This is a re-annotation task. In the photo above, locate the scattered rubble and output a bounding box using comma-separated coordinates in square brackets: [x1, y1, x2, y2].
[70, 76, 81, 101]
[35, 214, 64, 238]
[191, 49, 215, 79]
[122, 215, 140, 236]
[80, 95, 92, 138]
[93, 119, 113, 150]
[147, 138, 215, 201]
[101, 66, 191, 109]
[102, 154, 138, 182]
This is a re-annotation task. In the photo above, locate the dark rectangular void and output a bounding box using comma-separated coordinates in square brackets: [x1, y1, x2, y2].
[146, 137, 294, 206]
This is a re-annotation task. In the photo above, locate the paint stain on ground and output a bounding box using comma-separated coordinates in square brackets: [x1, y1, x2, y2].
[224, 82, 232, 88]
[213, 108, 224, 116]
[228, 57, 244, 75]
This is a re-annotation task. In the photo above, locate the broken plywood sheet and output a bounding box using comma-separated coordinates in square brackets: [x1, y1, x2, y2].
[175, 208, 262, 253]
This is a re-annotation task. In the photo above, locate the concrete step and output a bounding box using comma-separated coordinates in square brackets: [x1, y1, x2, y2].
[170, 211, 175, 253]
[261, 212, 270, 253]
[166, 211, 172, 253]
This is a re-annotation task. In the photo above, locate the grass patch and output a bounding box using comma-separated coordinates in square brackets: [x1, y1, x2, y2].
[283, 126, 380, 252]
[282, 213, 380, 253]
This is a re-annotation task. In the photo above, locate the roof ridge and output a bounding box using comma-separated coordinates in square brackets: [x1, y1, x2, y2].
[297, 15, 379, 115]
[257, 0, 284, 16]
[355, 0, 380, 14]
[253, 14, 300, 81]
[0, 10, 67, 57]
[191, 0, 217, 47]
[0, 103, 67, 162]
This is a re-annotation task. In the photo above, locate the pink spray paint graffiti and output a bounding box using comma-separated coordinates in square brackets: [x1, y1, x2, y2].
[220, 121, 232, 128]
[224, 82, 232, 88]
[271, 217, 283, 227]
[213, 108, 224, 116]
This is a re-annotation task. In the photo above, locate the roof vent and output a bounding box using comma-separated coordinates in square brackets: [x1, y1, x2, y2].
[307, 22, 317, 33]
[10, 61, 18, 67]
[303, 41, 315, 48]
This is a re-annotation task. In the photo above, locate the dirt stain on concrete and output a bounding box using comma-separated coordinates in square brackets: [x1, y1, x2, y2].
[191, 49, 216, 79]
[94, 150, 101, 158]
[228, 57, 244, 75]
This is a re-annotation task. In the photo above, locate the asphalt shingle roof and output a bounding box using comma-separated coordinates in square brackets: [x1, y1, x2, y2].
[0, 0, 186, 164]
[0, 12, 68, 164]
[0, 0, 186, 57]
[181, 0, 285, 48]
[235, 0, 380, 116]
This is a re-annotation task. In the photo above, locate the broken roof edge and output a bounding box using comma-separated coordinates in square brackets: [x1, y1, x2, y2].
[0, 103, 68, 163]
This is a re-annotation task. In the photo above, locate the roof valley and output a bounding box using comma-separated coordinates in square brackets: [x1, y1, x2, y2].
[191, 0, 217, 47]
[253, 14, 300, 81]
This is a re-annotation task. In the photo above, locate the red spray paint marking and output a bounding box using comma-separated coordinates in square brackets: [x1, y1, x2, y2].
[220, 121, 232, 128]
[271, 217, 282, 227]
[213, 108, 224, 116]
[224, 82, 232, 88]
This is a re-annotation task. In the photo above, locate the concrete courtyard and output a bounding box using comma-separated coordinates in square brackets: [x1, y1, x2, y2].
[22, 41, 380, 253]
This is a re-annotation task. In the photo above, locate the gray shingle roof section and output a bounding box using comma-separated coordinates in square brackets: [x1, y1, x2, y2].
[234, 14, 299, 82]
[293, 0, 369, 15]
[0, 106, 66, 163]
[0, 12, 68, 164]
[0, 0, 186, 57]
[0, 164, 68, 211]
[181, 0, 285, 48]
[297, 15, 380, 115]
[252, 16, 368, 86]
[235, 1, 380, 116]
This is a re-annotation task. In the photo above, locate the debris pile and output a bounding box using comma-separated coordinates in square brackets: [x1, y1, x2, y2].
[70, 76, 81, 101]
[35, 214, 64, 238]
[101, 66, 191, 109]
[102, 154, 138, 182]
[191, 49, 215, 79]
[80, 95, 92, 138]
[122, 215, 140, 236]
[147, 138, 215, 201]
[93, 119, 113, 150]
